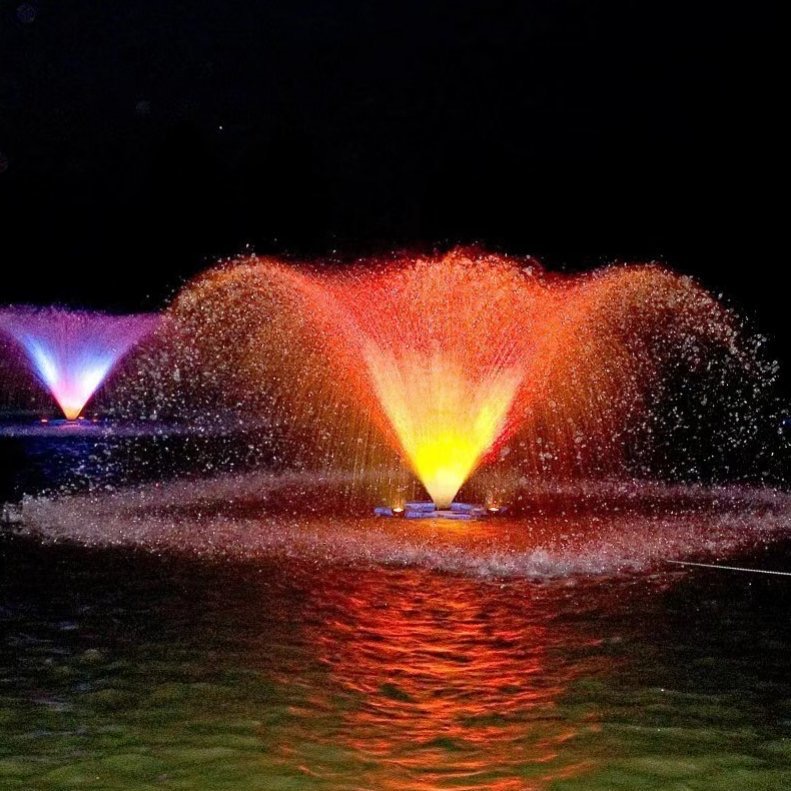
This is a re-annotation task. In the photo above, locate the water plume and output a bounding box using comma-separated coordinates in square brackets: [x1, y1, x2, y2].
[146, 249, 766, 506]
[0, 308, 159, 420]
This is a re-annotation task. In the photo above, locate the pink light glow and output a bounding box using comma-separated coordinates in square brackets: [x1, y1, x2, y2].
[0, 308, 159, 419]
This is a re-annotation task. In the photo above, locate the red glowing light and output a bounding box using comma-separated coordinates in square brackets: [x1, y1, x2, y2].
[168, 249, 740, 508]
[301, 566, 601, 789]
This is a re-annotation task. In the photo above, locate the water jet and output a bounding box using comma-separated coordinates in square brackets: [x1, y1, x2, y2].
[157, 248, 764, 510]
[0, 308, 159, 421]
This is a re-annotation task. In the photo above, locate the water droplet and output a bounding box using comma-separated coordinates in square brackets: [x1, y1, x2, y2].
[16, 3, 37, 24]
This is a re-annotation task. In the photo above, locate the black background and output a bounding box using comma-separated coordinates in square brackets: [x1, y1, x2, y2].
[0, 1, 784, 374]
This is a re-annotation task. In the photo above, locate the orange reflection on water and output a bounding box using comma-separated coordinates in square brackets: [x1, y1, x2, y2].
[302, 566, 603, 790]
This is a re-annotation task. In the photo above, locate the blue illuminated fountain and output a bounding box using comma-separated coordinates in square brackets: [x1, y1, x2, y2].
[0, 308, 159, 420]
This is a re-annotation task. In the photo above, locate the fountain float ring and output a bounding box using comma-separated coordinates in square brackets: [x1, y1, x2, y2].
[374, 502, 505, 519]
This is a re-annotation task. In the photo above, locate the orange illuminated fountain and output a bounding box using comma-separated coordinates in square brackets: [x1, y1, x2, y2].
[162, 249, 751, 510]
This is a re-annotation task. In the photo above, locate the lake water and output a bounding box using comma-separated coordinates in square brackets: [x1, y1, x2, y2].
[2, 424, 791, 790]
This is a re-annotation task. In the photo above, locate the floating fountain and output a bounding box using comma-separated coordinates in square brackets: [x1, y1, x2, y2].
[0, 308, 159, 421]
[152, 248, 768, 511]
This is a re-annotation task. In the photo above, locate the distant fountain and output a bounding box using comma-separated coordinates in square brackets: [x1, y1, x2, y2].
[0, 308, 159, 420]
[152, 249, 767, 508]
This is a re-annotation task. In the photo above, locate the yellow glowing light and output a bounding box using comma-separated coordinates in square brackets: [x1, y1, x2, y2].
[363, 346, 522, 508]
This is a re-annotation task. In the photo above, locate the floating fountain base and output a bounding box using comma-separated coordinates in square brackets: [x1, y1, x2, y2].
[374, 501, 504, 520]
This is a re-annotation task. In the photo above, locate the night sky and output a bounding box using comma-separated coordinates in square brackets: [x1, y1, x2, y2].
[0, 2, 784, 365]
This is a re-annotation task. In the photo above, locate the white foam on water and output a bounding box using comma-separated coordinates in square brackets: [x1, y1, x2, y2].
[13, 470, 791, 580]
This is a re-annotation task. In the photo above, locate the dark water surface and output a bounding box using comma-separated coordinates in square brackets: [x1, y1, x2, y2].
[3, 535, 791, 790]
[3, 424, 791, 789]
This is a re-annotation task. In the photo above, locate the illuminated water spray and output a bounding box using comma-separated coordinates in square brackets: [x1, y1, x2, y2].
[0, 309, 159, 420]
[320, 259, 558, 507]
[160, 249, 752, 509]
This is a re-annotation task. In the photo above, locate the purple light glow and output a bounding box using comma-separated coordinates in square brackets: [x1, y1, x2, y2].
[0, 308, 159, 419]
